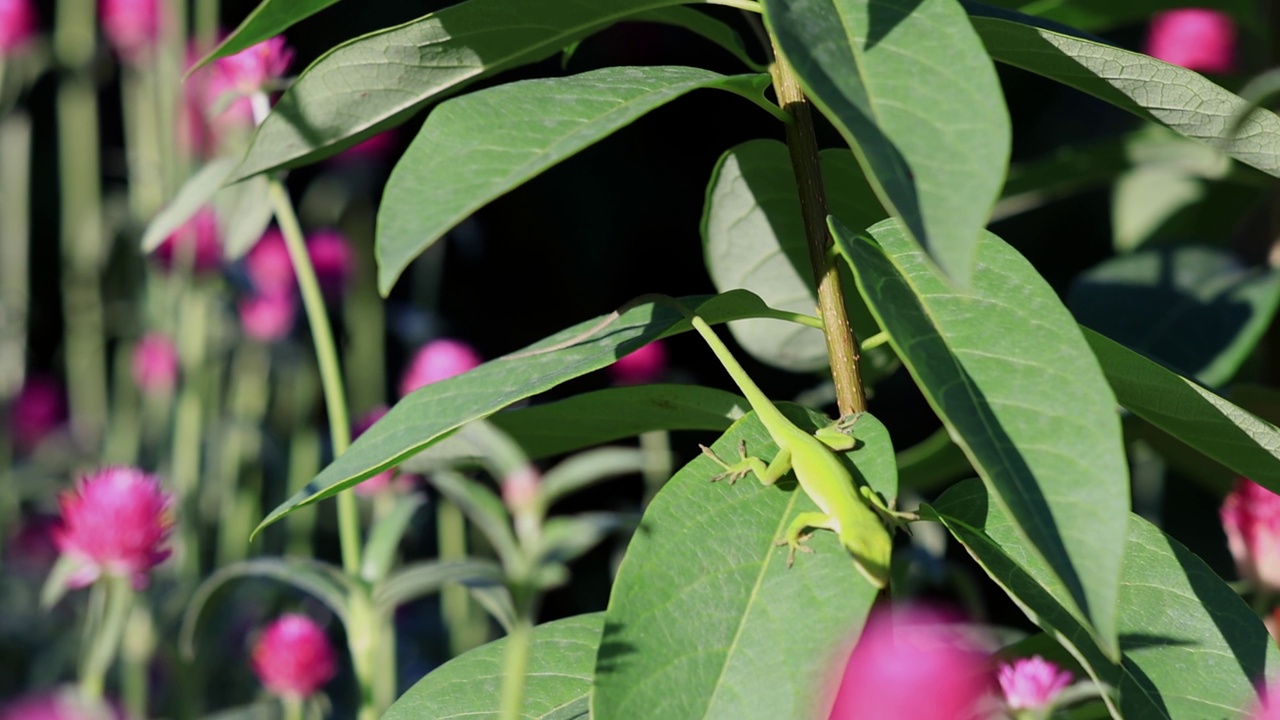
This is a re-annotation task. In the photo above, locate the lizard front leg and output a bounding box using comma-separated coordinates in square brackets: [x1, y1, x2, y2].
[700, 441, 792, 486]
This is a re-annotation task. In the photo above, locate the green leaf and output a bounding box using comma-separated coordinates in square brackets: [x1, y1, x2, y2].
[373, 559, 508, 620]
[140, 158, 237, 252]
[1083, 328, 1280, 491]
[376, 66, 773, 293]
[1069, 247, 1280, 387]
[179, 558, 354, 658]
[931, 479, 1279, 719]
[967, 4, 1280, 179]
[539, 448, 647, 510]
[1001, 0, 1253, 33]
[429, 471, 519, 570]
[359, 493, 425, 583]
[764, 0, 1010, 286]
[254, 291, 793, 535]
[140, 157, 273, 261]
[702, 139, 887, 371]
[593, 407, 890, 718]
[629, 7, 764, 71]
[834, 217, 1129, 659]
[384, 613, 602, 720]
[536, 513, 631, 572]
[194, 0, 341, 71]
[232, 0, 693, 180]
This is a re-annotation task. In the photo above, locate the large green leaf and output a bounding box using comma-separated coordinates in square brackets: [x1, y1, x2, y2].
[1070, 247, 1280, 387]
[384, 613, 603, 720]
[195, 0, 342, 70]
[930, 479, 1278, 719]
[631, 8, 764, 71]
[377, 66, 775, 293]
[702, 139, 887, 371]
[1084, 328, 1280, 489]
[764, 0, 1010, 286]
[967, 4, 1280, 179]
[592, 408, 891, 719]
[253, 292, 802, 535]
[834, 217, 1129, 659]
[232, 0, 691, 180]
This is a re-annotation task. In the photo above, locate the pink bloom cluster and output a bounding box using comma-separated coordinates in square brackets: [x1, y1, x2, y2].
[1221, 478, 1280, 591]
[829, 605, 992, 720]
[1145, 9, 1236, 74]
[0, 690, 123, 719]
[9, 374, 65, 453]
[399, 339, 482, 397]
[609, 340, 668, 385]
[183, 36, 293, 157]
[251, 614, 338, 699]
[100, 0, 163, 64]
[131, 332, 179, 395]
[152, 208, 223, 273]
[0, 0, 36, 55]
[306, 230, 353, 299]
[998, 655, 1073, 712]
[54, 467, 173, 589]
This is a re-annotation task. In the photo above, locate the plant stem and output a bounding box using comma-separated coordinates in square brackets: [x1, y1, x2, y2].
[56, 0, 110, 451]
[768, 39, 866, 416]
[80, 575, 134, 703]
[0, 110, 31, 403]
[496, 609, 535, 720]
[171, 285, 210, 584]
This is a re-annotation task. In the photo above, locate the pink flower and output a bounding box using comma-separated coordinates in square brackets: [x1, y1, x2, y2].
[10, 374, 65, 453]
[152, 208, 223, 273]
[1221, 478, 1280, 591]
[351, 407, 404, 497]
[215, 36, 292, 96]
[53, 467, 173, 589]
[131, 332, 179, 395]
[399, 339, 482, 397]
[251, 614, 338, 699]
[99, 0, 163, 64]
[829, 605, 992, 720]
[0, 0, 36, 55]
[501, 465, 542, 514]
[239, 292, 296, 343]
[1249, 681, 1280, 720]
[0, 690, 122, 719]
[1146, 9, 1236, 74]
[609, 340, 668, 385]
[998, 655, 1073, 712]
[305, 229, 353, 299]
[245, 228, 295, 295]
[180, 43, 253, 158]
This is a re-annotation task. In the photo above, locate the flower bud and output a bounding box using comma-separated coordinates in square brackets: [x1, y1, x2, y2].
[0, 0, 36, 55]
[245, 228, 295, 295]
[609, 340, 668, 385]
[239, 292, 297, 343]
[100, 0, 163, 64]
[10, 374, 65, 453]
[215, 36, 293, 96]
[997, 655, 1073, 713]
[305, 229, 353, 300]
[1221, 478, 1280, 592]
[1146, 9, 1236, 74]
[131, 332, 179, 396]
[251, 614, 338, 700]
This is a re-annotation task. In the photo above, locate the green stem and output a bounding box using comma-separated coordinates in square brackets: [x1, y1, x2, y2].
[120, 603, 155, 719]
[496, 611, 535, 720]
[0, 111, 31, 403]
[171, 287, 210, 584]
[440, 500, 484, 657]
[80, 575, 135, 703]
[282, 696, 304, 720]
[216, 342, 270, 566]
[639, 430, 672, 506]
[56, 0, 109, 451]
[102, 342, 141, 465]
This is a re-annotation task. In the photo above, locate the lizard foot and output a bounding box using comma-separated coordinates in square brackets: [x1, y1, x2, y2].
[775, 532, 815, 568]
[699, 440, 753, 484]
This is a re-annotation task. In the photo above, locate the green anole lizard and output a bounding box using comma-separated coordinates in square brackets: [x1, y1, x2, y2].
[510, 293, 907, 588]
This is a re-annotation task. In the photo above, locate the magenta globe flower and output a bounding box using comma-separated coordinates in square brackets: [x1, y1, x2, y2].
[53, 467, 174, 589]
[609, 340, 668, 385]
[99, 0, 163, 64]
[10, 374, 65, 453]
[0, 0, 36, 55]
[829, 605, 992, 720]
[239, 292, 297, 343]
[131, 332, 179, 395]
[998, 655, 1073, 712]
[305, 229, 353, 299]
[0, 690, 122, 719]
[215, 36, 293, 96]
[399, 339, 482, 397]
[1221, 478, 1280, 592]
[245, 228, 296, 295]
[152, 208, 222, 273]
[251, 614, 338, 700]
[1146, 9, 1236, 74]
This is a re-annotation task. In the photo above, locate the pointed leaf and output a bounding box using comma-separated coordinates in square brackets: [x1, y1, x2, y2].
[629, 8, 764, 71]
[1070, 247, 1280, 387]
[930, 479, 1280, 719]
[232, 0, 693, 180]
[537, 513, 632, 571]
[764, 0, 1011, 285]
[253, 291, 797, 534]
[377, 66, 774, 293]
[359, 493, 425, 583]
[967, 3, 1280, 178]
[195, 0, 342, 70]
[1083, 327, 1280, 490]
[373, 559, 508, 618]
[429, 471, 519, 569]
[702, 139, 888, 371]
[539, 448, 648, 510]
[140, 157, 237, 252]
[384, 613, 602, 720]
[834, 217, 1129, 658]
[592, 408, 891, 718]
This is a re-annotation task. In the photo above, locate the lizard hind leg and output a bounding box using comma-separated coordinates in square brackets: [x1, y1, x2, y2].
[699, 440, 770, 485]
[776, 511, 839, 568]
